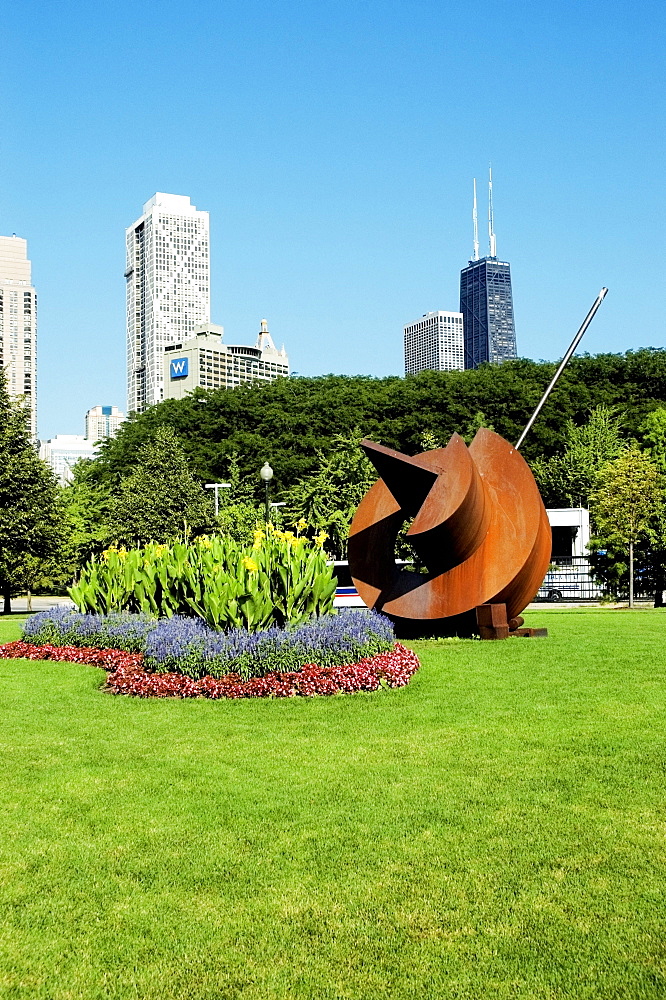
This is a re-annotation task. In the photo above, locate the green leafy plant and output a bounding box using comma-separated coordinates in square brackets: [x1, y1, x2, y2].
[69, 526, 336, 631]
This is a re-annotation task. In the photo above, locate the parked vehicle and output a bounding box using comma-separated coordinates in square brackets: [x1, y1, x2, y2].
[537, 557, 603, 601]
[330, 560, 415, 608]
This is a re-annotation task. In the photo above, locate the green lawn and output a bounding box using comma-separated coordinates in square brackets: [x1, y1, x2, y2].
[1, 609, 665, 999]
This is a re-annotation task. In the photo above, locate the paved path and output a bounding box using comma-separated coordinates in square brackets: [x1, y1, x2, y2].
[4, 596, 74, 615]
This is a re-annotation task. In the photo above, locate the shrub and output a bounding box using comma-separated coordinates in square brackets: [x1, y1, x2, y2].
[68, 528, 336, 630]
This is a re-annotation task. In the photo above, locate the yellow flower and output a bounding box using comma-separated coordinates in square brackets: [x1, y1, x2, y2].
[314, 531, 329, 548]
[296, 518, 308, 532]
[283, 531, 295, 542]
[242, 556, 258, 572]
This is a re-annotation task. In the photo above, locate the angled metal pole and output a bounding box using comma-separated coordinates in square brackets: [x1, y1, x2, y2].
[515, 287, 608, 450]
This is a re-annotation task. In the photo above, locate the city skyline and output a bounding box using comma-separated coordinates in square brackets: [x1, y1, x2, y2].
[1, 0, 664, 439]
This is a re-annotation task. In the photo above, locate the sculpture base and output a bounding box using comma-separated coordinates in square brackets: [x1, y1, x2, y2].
[387, 603, 548, 640]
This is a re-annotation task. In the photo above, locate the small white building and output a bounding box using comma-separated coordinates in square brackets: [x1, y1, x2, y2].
[163, 320, 289, 399]
[546, 507, 590, 560]
[39, 435, 98, 485]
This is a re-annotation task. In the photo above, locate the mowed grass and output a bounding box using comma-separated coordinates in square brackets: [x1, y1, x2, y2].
[0, 610, 665, 999]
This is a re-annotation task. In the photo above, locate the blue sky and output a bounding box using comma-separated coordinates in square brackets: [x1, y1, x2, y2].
[1, 0, 664, 439]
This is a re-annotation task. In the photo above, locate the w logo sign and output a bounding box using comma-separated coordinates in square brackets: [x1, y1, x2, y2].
[170, 358, 189, 379]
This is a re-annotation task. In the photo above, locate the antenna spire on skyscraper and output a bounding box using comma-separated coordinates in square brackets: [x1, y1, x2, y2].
[488, 165, 497, 258]
[472, 179, 480, 261]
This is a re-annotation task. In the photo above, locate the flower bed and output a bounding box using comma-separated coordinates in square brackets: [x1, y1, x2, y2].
[22, 608, 397, 680]
[0, 640, 420, 699]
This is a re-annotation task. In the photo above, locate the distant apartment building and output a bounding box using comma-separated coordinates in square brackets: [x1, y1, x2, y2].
[126, 193, 210, 414]
[39, 435, 98, 485]
[85, 405, 124, 441]
[0, 235, 37, 436]
[403, 311, 464, 375]
[163, 320, 289, 399]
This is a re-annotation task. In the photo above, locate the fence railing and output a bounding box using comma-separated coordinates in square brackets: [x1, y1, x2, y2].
[538, 556, 657, 602]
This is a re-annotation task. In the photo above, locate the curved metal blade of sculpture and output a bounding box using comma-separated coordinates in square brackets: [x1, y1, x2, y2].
[347, 430, 552, 637]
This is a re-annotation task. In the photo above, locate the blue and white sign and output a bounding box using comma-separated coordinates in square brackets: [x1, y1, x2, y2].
[170, 357, 189, 379]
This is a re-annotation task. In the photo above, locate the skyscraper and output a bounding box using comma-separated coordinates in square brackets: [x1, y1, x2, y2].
[460, 172, 517, 369]
[0, 235, 37, 436]
[126, 193, 210, 413]
[403, 311, 464, 375]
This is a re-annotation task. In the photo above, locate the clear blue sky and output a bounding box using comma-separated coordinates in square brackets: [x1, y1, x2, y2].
[1, 0, 664, 439]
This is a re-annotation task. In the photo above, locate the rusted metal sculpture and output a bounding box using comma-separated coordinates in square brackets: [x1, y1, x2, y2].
[348, 430, 552, 638]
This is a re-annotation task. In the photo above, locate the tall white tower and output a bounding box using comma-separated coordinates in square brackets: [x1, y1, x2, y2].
[126, 193, 210, 413]
[0, 235, 37, 437]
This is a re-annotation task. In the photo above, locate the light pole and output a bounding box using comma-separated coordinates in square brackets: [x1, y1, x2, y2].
[260, 462, 274, 523]
[205, 482, 232, 517]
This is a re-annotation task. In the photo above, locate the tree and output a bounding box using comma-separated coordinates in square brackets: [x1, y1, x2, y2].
[590, 445, 660, 606]
[461, 410, 495, 444]
[0, 372, 62, 613]
[106, 426, 214, 546]
[59, 458, 115, 571]
[531, 405, 625, 509]
[282, 429, 377, 559]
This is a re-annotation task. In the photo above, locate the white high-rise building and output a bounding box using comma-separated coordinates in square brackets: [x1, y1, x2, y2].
[0, 235, 37, 436]
[126, 193, 210, 413]
[85, 405, 125, 441]
[403, 311, 464, 375]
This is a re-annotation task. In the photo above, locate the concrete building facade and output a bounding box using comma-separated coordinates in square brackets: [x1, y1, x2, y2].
[0, 235, 37, 436]
[163, 320, 289, 399]
[126, 193, 210, 414]
[39, 435, 98, 485]
[403, 311, 464, 375]
[85, 405, 125, 441]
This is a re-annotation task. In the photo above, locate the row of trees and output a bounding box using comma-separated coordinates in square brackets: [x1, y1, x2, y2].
[532, 405, 666, 604]
[5, 351, 666, 609]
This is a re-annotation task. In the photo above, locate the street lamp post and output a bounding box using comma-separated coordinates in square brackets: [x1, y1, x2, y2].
[260, 462, 274, 523]
[205, 482, 232, 517]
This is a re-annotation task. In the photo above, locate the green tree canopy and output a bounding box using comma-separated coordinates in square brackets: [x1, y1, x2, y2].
[282, 429, 377, 559]
[590, 444, 660, 606]
[531, 405, 625, 509]
[86, 350, 666, 497]
[107, 426, 214, 546]
[0, 371, 62, 612]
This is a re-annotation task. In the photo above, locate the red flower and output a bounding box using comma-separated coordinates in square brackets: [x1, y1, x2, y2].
[0, 640, 420, 700]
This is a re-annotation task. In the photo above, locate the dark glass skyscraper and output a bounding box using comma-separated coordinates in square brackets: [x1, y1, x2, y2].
[459, 256, 516, 369]
[460, 171, 517, 369]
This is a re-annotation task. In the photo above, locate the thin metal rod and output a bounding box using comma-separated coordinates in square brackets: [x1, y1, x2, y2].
[514, 287, 608, 450]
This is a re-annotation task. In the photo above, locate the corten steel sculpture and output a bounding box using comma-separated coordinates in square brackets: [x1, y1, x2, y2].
[347, 430, 552, 638]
